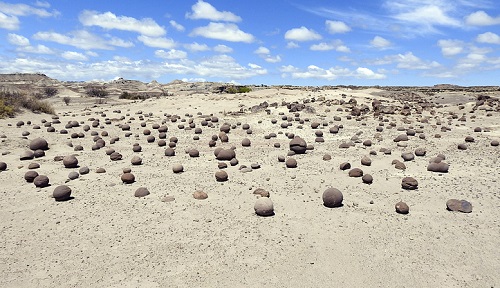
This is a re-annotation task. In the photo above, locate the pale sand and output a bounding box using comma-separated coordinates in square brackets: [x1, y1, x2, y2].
[0, 87, 499, 287]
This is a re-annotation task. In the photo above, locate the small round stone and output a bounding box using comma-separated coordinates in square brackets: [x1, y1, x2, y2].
[68, 171, 79, 180]
[339, 162, 351, 170]
[322, 188, 343, 208]
[33, 175, 50, 188]
[215, 170, 228, 182]
[172, 163, 184, 173]
[362, 174, 373, 184]
[131, 155, 142, 165]
[360, 156, 372, 166]
[395, 201, 409, 214]
[121, 173, 135, 184]
[79, 166, 90, 175]
[254, 197, 274, 216]
[446, 199, 472, 213]
[53, 185, 72, 201]
[63, 155, 79, 168]
[29, 138, 49, 151]
[348, 168, 363, 177]
[134, 187, 150, 197]
[285, 158, 297, 168]
[401, 177, 418, 190]
[0, 162, 6, 171]
[193, 191, 208, 200]
[24, 170, 39, 182]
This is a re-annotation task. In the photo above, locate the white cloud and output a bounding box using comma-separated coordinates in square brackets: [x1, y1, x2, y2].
[370, 36, 391, 49]
[108, 37, 134, 48]
[0, 2, 57, 17]
[286, 42, 300, 49]
[0, 12, 19, 30]
[169, 20, 185, 32]
[190, 22, 254, 43]
[310, 40, 350, 52]
[465, 11, 500, 26]
[18, 44, 54, 54]
[213, 44, 232, 53]
[61, 51, 88, 61]
[34, 1, 50, 8]
[437, 39, 465, 56]
[264, 55, 282, 63]
[155, 49, 187, 59]
[184, 42, 210, 52]
[79, 10, 166, 37]
[476, 32, 500, 44]
[186, 0, 241, 22]
[280, 64, 385, 80]
[254, 46, 270, 55]
[137, 35, 176, 49]
[284, 26, 322, 41]
[325, 20, 351, 34]
[7, 33, 29, 46]
[395, 52, 440, 69]
[248, 63, 262, 69]
[34, 30, 126, 50]
[86, 51, 99, 57]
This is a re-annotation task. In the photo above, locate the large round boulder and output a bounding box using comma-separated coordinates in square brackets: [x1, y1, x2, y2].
[289, 136, 307, 154]
[53, 185, 72, 201]
[63, 155, 79, 168]
[322, 188, 343, 208]
[29, 138, 49, 151]
[254, 197, 274, 216]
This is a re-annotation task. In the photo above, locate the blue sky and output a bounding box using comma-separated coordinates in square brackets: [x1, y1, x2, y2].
[0, 0, 499, 86]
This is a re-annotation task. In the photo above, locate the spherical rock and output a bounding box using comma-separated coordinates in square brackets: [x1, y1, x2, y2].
[96, 167, 106, 173]
[172, 163, 184, 173]
[457, 143, 468, 150]
[490, 140, 499, 147]
[253, 188, 270, 198]
[63, 155, 79, 168]
[323, 154, 332, 161]
[29, 138, 49, 151]
[339, 162, 351, 170]
[254, 197, 274, 216]
[216, 149, 236, 161]
[53, 185, 72, 201]
[24, 170, 39, 182]
[110, 152, 123, 161]
[121, 173, 135, 184]
[401, 152, 415, 161]
[33, 175, 50, 188]
[427, 162, 449, 173]
[401, 177, 418, 190]
[322, 188, 343, 208]
[0, 161, 6, 171]
[33, 149, 45, 158]
[164, 148, 175, 156]
[446, 199, 472, 213]
[285, 158, 297, 168]
[188, 149, 199, 157]
[28, 162, 40, 169]
[79, 166, 90, 175]
[241, 138, 251, 147]
[414, 148, 426, 157]
[395, 201, 409, 214]
[134, 187, 150, 197]
[131, 155, 142, 165]
[348, 168, 363, 177]
[68, 171, 79, 180]
[20, 150, 35, 160]
[193, 191, 208, 200]
[362, 174, 373, 184]
[289, 136, 307, 154]
[360, 156, 372, 166]
[215, 170, 228, 182]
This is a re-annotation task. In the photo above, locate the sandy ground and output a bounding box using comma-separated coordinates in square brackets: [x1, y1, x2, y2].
[0, 87, 499, 288]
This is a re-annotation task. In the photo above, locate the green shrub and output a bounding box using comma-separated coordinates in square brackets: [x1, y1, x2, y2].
[225, 86, 252, 94]
[238, 86, 252, 93]
[119, 91, 149, 100]
[86, 86, 109, 98]
[0, 99, 15, 118]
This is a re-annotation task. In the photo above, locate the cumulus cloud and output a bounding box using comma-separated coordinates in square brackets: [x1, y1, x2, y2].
[169, 20, 185, 32]
[61, 51, 88, 61]
[284, 26, 322, 41]
[34, 30, 130, 50]
[280, 64, 385, 80]
[286, 42, 300, 49]
[154, 49, 187, 59]
[190, 22, 254, 43]
[18, 44, 54, 54]
[370, 36, 391, 49]
[186, 0, 241, 22]
[476, 32, 500, 44]
[79, 10, 166, 37]
[0, 12, 20, 30]
[7, 33, 30, 46]
[213, 44, 232, 53]
[254, 46, 270, 55]
[437, 39, 465, 56]
[310, 40, 350, 52]
[395, 52, 440, 69]
[465, 11, 500, 26]
[0, 2, 57, 17]
[325, 20, 351, 34]
[184, 42, 210, 52]
[137, 35, 176, 49]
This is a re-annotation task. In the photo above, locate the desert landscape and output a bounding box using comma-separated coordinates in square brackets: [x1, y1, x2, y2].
[0, 73, 499, 287]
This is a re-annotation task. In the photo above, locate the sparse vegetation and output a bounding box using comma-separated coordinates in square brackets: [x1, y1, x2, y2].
[0, 91, 55, 118]
[85, 86, 109, 98]
[226, 86, 252, 94]
[119, 91, 149, 100]
[63, 96, 71, 105]
[44, 87, 59, 97]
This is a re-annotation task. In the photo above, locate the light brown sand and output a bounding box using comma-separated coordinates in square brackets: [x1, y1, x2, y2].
[0, 87, 499, 287]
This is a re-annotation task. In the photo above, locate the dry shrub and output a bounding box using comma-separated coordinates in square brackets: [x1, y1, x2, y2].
[0, 91, 55, 117]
